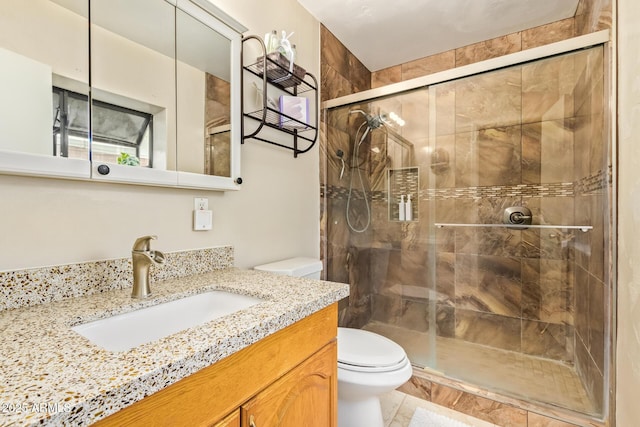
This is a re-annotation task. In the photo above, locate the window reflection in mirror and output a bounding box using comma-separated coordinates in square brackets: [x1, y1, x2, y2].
[176, 7, 232, 178]
[0, 0, 89, 160]
[90, 0, 176, 171]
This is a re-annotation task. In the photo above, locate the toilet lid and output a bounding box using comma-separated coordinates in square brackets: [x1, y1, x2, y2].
[338, 327, 407, 369]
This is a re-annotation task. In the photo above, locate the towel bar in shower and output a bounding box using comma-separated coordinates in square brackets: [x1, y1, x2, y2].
[434, 223, 593, 232]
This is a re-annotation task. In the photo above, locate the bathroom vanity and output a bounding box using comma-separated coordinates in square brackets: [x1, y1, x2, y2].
[95, 305, 337, 426]
[0, 267, 348, 426]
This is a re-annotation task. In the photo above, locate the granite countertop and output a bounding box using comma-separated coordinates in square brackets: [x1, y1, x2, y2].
[0, 268, 349, 426]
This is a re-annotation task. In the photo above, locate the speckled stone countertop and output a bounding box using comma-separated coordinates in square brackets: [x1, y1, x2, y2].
[0, 268, 349, 426]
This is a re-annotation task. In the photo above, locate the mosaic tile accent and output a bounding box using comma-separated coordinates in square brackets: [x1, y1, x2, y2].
[324, 169, 611, 205]
[0, 246, 234, 312]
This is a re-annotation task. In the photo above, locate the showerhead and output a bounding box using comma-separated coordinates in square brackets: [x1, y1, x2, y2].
[349, 109, 385, 129]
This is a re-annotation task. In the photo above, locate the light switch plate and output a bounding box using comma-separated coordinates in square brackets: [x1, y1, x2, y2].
[193, 210, 213, 231]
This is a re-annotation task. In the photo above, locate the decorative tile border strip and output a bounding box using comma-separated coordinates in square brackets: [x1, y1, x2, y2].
[323, 169, 610, 202]
[0, 246, 233, 312]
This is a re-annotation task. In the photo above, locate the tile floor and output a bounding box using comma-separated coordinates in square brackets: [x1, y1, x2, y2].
[381, 390, 498, 427]
[365, 321, 594, 414]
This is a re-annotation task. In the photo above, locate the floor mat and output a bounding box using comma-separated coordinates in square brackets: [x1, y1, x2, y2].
[408, 406, 473, 427]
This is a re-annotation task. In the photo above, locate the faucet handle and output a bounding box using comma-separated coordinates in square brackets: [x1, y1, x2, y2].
[132, 235, 157, 251]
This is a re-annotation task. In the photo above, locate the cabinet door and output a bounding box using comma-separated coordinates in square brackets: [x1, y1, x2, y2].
[211, 409, 240, 427]
[241, 341, 337, 427]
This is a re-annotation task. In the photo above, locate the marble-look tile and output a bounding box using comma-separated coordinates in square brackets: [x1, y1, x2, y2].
[574, 48, 604, 118]
[431, 383, 527, 426]
[455, 254, 522, 317]
[455, 227, 523, 258]
[574, 335, 603, 414]
[324, 126, 351, 187]
[455, 309, 521, 352]
[320, 25, 350, 80]
[435, 252, 455, 304]
[589, 194, 606, 282]
[522, 320, 572, 361]
[455, 33, 522, 67]
[434, 81, 457, 136]
[521, 18, 576, 50]
[455, 126, 522, 187]
[521, 258, 573, 325]
[205, 73, 231, 128]
[522, 120, 575, 184]
[431, 134, 456, 188]
[398, 375, 432, 401]
[395, 89, 429, 143]
[574, 266, 590, 344]
[455, 68, 522, 133]
[321, 63, 353, 102]
[348, 51, 371, 93]
[573, 195, 591, 270]
[436, 304, 455, 338]
[522, 50, 576, 124]
[372, 65, 402, 88]
[527, 412, 580, 427]
[588, 277, 605, 372]
[401, 50, 456, 81]
[575, 0, 612, 35]
[371, 293, 403, 326]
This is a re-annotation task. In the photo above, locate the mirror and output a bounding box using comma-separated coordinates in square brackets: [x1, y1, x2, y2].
[176, 4, 233, 179]
[0, 0, 91, 178]
[0, 0, 245, 190]
[90, 0, 178, 185]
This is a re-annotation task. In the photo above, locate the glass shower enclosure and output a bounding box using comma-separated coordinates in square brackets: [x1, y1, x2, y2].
[322, 41, 611, 419]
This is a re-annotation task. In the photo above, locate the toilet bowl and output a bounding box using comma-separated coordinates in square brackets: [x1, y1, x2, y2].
[253, 258, 412, 427]
[337, 327, 412, 427]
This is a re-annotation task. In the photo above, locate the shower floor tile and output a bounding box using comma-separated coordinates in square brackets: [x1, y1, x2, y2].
[362, 321, 594, 415]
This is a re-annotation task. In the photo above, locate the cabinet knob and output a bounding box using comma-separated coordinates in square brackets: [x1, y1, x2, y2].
[249, 414, 256, 427]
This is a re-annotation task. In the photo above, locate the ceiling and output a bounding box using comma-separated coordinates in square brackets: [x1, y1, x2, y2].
[297, 0, 580, 71]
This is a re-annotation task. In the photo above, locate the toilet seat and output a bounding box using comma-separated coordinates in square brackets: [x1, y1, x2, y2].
[338, 327, 409, 373]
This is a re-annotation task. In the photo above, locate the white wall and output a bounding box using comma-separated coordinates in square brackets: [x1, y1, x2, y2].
[0, 0, 320, 271]
[0, 48, 52, 155]
[616, 0, 640, 423]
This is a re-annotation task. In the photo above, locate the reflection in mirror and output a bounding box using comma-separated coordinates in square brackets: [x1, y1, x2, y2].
[176, 7, 232, 177]
[206, 125, 231, 177]
[90, 0, 176, 171]
[0, 0, 89, 160]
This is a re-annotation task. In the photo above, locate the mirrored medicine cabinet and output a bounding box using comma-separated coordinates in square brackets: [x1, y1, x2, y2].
[0, 0, 246, 190]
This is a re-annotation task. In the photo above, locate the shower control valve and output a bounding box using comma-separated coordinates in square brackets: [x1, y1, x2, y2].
[503, 206, 532, 228]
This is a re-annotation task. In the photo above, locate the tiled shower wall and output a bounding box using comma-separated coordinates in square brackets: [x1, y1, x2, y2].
[320, 0, 611, 421]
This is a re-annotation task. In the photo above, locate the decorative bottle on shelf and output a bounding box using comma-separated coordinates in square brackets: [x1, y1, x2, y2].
[398, 195, 406, 221]
[264, 30, 278, 54]
[405, 194, 413, 221]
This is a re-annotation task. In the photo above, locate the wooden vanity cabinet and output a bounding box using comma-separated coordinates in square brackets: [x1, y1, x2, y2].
[213, 410, 240, 427]
[241, 341, 336, 427]
[94, 303, 337, 427]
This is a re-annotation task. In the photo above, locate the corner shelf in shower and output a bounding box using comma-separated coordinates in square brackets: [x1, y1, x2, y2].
[241, 35, 319, 158]
[434, 223, 593, 232]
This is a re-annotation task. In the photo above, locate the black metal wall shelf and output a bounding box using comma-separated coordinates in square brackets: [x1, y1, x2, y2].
[241, 35, 318, 158]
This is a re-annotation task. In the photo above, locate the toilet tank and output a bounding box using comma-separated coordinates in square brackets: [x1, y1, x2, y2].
[254, 257, 323, 279]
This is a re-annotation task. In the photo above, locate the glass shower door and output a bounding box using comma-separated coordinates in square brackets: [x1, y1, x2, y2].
[427, 46, 608, 417]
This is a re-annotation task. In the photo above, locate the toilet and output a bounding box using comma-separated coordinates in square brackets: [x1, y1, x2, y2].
[254, 258, 413, 427]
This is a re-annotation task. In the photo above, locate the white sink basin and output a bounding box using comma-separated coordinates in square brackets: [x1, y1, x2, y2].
[72, 291, 263, 352]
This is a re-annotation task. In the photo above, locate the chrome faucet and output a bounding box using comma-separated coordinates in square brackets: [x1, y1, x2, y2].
[131, 235, 166, 299]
